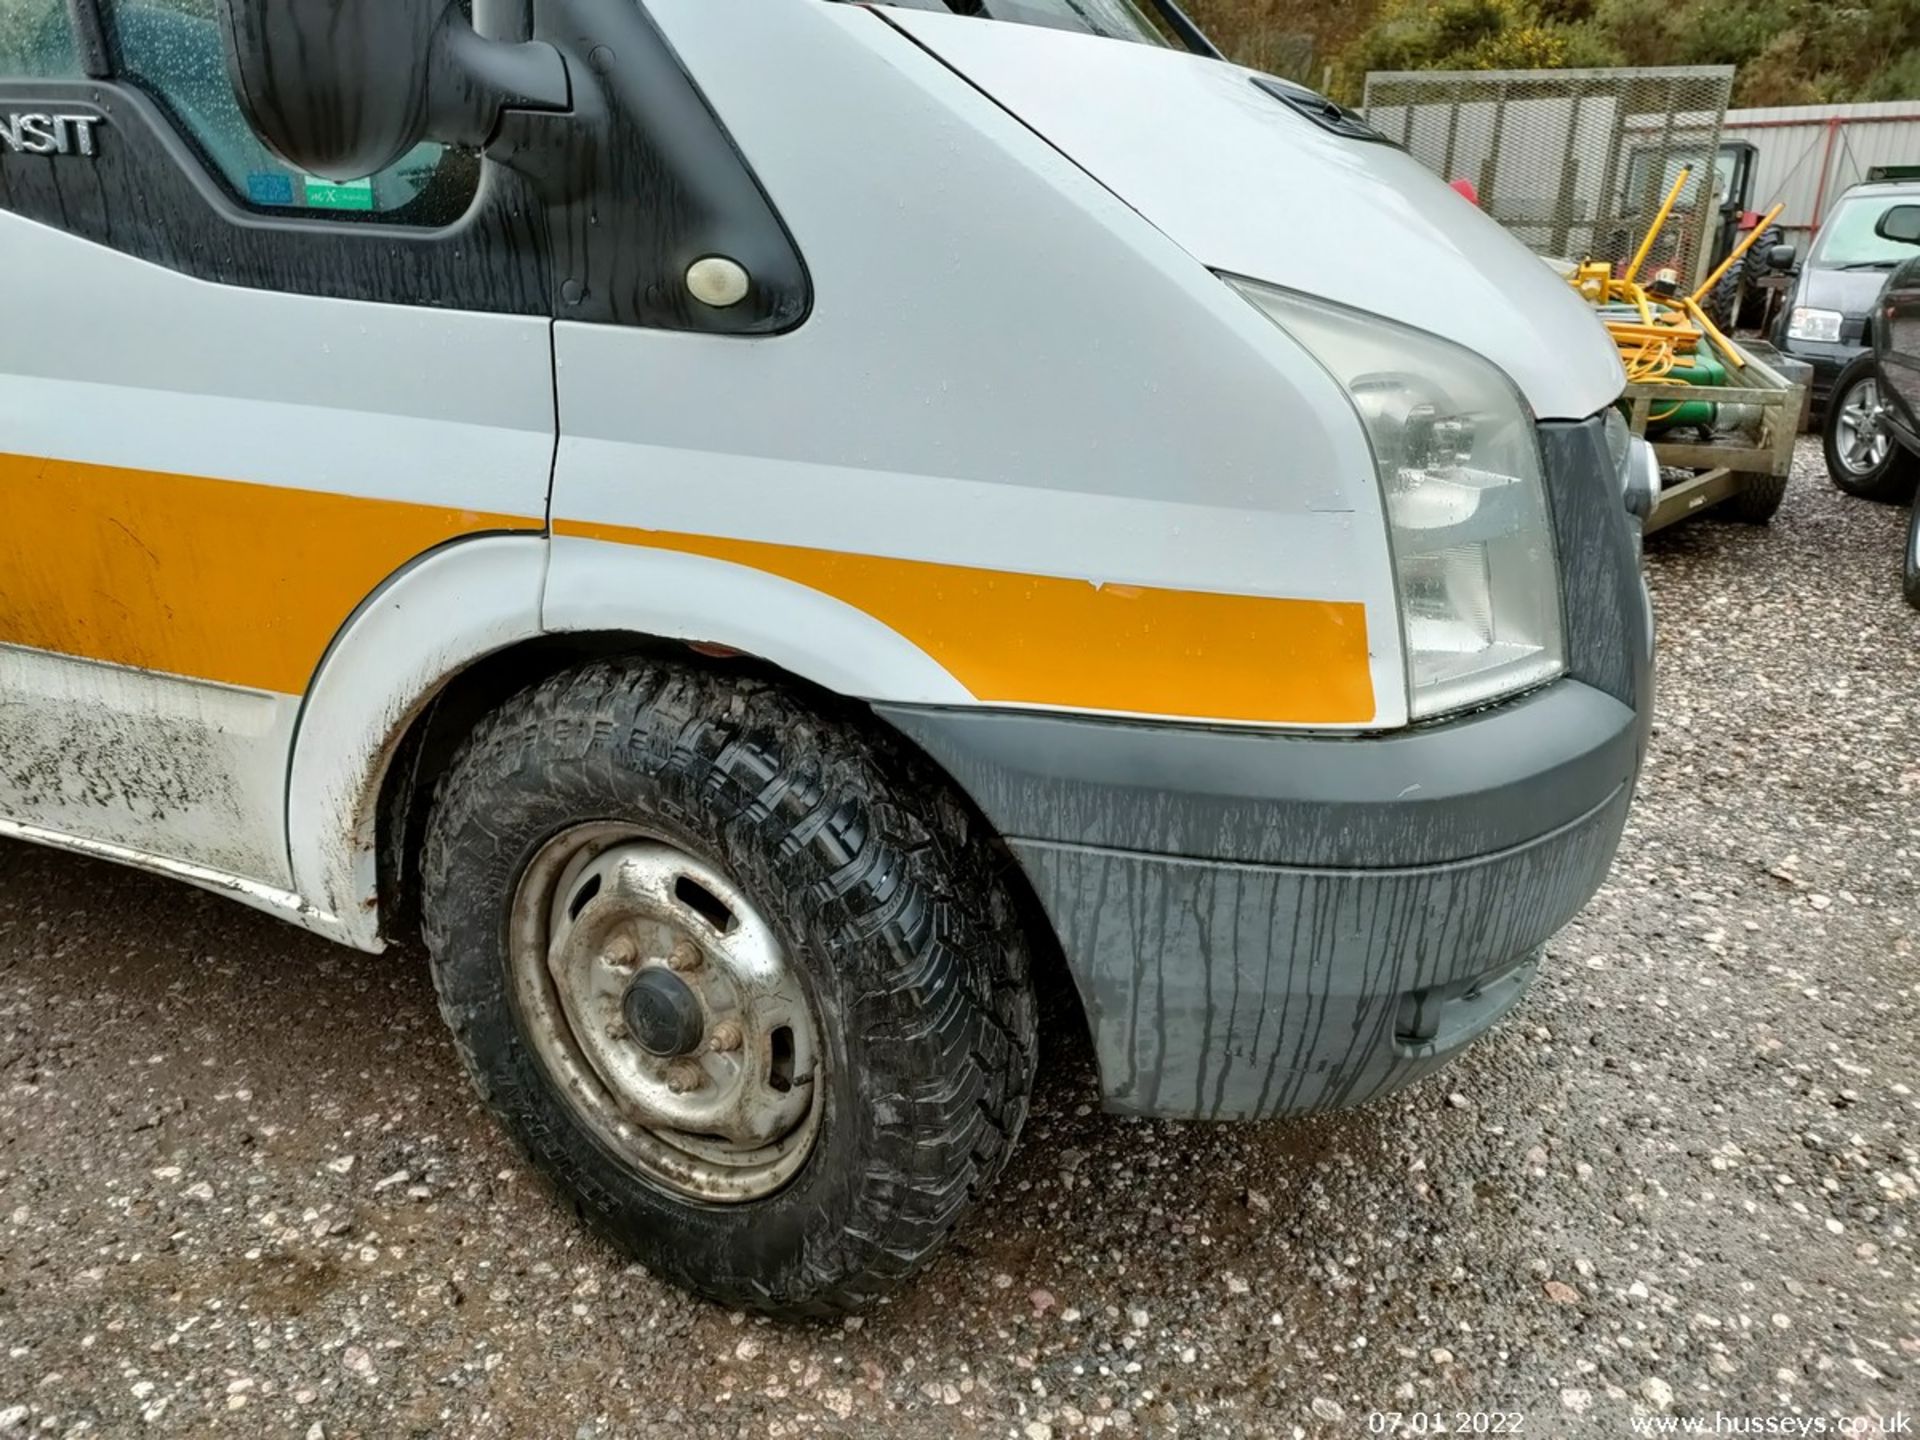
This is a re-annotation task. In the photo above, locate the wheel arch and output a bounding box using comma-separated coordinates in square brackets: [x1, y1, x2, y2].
[292, 530, 969, 947]
[289, 536, 1076, 1031]
[367, 636, 1084, 1045]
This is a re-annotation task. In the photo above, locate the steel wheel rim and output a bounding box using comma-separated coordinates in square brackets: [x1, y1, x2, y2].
[509, 823, 823, 1204]
[1836, 377, 1892, 475]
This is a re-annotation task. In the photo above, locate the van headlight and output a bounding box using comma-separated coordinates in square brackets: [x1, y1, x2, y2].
[1225, 277, 1565, 720]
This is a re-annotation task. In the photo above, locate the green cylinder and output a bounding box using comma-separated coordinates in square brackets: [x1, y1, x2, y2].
[1647, 352, 1727, 431]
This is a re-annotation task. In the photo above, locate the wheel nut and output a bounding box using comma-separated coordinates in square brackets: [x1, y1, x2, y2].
[667, 939, 701, 972]
[709, 1021, 743, 1053]
[664, 1059, 705, 1094]
[600, 935, 638, 969]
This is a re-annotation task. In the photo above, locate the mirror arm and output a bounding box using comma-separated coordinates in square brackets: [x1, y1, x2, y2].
[433, 25, 572, 150]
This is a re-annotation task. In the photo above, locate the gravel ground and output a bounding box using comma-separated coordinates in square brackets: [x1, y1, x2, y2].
[0, 438, 1914, 1439]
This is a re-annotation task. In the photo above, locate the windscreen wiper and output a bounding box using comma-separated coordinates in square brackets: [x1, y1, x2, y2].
[1140, 0, 1223, 57]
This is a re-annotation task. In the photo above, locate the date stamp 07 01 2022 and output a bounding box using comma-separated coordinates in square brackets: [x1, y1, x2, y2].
[1366, 1414, 1526, 1434]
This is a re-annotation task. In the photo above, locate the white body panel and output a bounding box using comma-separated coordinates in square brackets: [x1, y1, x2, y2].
[882, 11, 1626, 422]
[0, 213, 555, 511]
[0, 644, 298, 884]
[554, 0, 1408, 730]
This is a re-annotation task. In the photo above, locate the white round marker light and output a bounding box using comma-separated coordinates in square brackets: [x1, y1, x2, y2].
[686, 256, 750, 309]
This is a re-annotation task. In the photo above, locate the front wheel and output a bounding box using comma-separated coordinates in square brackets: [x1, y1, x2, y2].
[421, 659, 1037, 1316]
[1824, 356, 1920, 503]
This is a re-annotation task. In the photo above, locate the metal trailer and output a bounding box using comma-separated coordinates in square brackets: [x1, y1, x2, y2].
[1631, 339, 1811, 532]
[1362, 66, 1736, 289]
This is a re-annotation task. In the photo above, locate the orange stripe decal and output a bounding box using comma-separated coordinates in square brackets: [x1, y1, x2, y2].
[557, 520, 1374, 724]
[0, 454, 537, 695]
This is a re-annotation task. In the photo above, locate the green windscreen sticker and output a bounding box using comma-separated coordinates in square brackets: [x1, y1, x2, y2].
[303, 175, 375, 211]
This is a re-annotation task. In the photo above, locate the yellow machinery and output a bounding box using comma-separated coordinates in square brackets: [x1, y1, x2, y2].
[1570, 165, 1783, 388]
[1567, 169, 1807, 529]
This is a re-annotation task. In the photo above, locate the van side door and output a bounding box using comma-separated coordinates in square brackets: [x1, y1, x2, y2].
[0, 0, 555, 895]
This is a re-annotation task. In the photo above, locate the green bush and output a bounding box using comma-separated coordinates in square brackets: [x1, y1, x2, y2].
[1196, 0, 1920, 107]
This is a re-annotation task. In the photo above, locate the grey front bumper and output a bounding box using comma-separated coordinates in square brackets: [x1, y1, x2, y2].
[887, 682, 1640, 1118]
[1013, 743, 1629, 1117]
[878, 415, 1651, 1120]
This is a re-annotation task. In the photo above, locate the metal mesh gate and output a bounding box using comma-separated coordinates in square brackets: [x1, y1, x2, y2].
[1362, 67, 1736, 287]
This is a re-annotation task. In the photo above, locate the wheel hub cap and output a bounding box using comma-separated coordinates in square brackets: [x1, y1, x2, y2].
[509, 827, 823, 1203]
[623, 967, 706, 1057]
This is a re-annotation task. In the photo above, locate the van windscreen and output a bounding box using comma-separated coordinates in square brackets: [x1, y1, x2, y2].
[866, 0, 1171, 46]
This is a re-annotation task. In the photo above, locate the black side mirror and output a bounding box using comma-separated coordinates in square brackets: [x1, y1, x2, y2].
[1875, 205, 1920, 246]
[1767, 243, 1797, 271]
[217, 0, 569, 180]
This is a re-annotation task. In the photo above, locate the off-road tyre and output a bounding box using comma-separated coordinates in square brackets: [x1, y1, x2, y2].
[1726, 466, 1789, 524]
[1703, 263, 1743, 333]
[421, 658, 1038, 1317]
[1733, 239, 1774, 332]
[1824, 355, 1920, 503]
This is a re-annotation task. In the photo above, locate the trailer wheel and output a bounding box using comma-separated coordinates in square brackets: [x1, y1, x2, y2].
[420, 659, 1037, 1316]
[1725, 467, 1789, 524]
[1824, 356, 1920, 504]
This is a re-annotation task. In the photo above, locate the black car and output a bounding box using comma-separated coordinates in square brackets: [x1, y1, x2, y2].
[1821, 202, 1920, 607]
[1779, 181, 1920, 415]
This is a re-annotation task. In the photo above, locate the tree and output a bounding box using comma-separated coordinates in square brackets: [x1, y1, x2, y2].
[1330, 0, 1624, 99]
[1190, 0, 1920, 108]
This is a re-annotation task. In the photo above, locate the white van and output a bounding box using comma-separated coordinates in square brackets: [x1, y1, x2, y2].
[0, 0, 1653, 1314]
